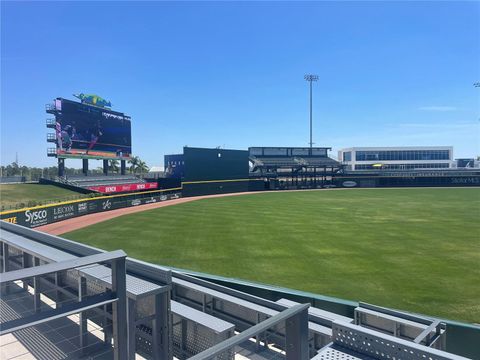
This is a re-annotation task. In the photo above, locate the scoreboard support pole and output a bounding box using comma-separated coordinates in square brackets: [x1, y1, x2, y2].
[121, 160, 126, 175]
[103, 159, 109, 175]
[82, 159, 89, 176]
[58, 158, 65, 177]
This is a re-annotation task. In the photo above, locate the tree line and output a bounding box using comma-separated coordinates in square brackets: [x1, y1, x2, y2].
[107, 156, 149, 175]
[1, 156, 151, 182]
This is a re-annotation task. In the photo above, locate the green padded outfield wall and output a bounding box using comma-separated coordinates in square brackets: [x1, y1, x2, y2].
[182, 147, 250, 196]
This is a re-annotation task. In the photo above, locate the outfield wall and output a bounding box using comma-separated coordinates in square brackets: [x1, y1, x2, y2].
[0, 177, 266, 228]
[334, 171, 480, 188]
[182, 179, 257, 197]
[190, 272, 480, 359]
[0, 188, 181, 228]
[3, 174, 479, 228]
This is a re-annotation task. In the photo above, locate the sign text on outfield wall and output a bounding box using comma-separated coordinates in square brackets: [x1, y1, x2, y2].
[0, 192, 181, 228]
[87, 182, 158, 193]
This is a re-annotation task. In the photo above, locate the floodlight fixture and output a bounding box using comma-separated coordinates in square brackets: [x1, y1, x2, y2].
[304, 74, 319, 82]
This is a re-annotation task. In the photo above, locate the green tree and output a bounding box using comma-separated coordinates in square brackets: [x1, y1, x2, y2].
[108, 160, 120, 173]
[137, 160, 149, 175]
[128, 156, 140, 174]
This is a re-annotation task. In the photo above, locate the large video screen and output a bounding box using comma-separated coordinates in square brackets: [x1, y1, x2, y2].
[54, 98, 132, 159]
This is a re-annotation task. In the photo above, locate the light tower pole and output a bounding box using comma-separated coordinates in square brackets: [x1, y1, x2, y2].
[304, 74, 318, 149]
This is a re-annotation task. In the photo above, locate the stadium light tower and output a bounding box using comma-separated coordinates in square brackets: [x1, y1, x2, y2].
[304, 74, 318, 148]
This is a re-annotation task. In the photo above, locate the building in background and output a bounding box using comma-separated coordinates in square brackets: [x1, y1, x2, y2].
[338, 146, 453, 171]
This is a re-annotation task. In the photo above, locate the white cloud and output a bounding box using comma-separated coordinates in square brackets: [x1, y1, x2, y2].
[418, 106, 457, 112]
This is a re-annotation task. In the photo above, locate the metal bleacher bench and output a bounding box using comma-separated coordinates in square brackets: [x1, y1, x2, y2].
[312, 320, 468, 360]
[1, 226, 239, 359]
[0, 228, 171, 359]
[276, 298, 353, 326]
[353, 302, 447, 349]
[276, 298, 353, 351]
[173, 276, 278, 322]
[171, 300, 235, 359]
[172, 277, 339, 353]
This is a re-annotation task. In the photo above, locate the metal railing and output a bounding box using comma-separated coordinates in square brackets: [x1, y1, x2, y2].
[328, 321, 469, 360]
[0, 249, 128, 360]
[188, 303, 310, 360]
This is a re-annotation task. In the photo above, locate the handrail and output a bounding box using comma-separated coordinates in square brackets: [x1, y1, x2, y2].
[0, 250, 126, 283]
[0, 293, 117, 335]
[359, 302, 433, 325]
[414, 319, 442, 344]
[188, 303, 309, 360]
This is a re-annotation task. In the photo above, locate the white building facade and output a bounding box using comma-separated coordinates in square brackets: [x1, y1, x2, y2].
[338, 146, 454, 170]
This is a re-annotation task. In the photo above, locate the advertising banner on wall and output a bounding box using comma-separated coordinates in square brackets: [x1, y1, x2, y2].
[87, 182, 158, 193]
[0, 191, 181, 228]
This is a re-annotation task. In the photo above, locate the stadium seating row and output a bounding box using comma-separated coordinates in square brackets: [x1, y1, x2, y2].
[58, 174, 145, 188]
[250, 156, 339, 168]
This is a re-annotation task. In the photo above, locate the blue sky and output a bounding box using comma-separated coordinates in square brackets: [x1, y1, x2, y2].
[1, 1, 479, 168]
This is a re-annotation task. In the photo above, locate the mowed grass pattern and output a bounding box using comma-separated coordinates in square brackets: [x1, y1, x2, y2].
[0, 184, 86, 209]
[64, 188, 480, 323]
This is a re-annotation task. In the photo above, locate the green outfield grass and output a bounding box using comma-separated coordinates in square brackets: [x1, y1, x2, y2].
[0, 183, 87, 210]
[63, 188, 480, 323]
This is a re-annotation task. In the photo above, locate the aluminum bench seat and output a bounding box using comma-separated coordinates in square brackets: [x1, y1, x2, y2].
[354, 305, 445, 346]
[356, 306, 429, 328]
[277, 298, 353, 325]
[1, 230, 76, 263]
[172, 300, 234, 334]
[173, 277, 278, 317]
[276, 299, 337, 351]
[171, 300, 235, 359]
[74, 265, 171, 359]
[173, 277, 334, 354]
[306, 321, 332, 337]
[171, 288, 326, 336]
[79, 264, 168, 299]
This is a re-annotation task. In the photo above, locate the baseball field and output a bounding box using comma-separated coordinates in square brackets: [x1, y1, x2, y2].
[63, 187, 480, 323]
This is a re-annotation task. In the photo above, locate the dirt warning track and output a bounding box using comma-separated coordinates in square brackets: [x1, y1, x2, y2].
[35, 187, 438, 235]
[36, 191, 262, 235]
[34, 186, 462, 236]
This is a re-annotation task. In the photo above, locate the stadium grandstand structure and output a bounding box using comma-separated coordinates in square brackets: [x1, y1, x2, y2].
[59, 174, 144, 188]
[0, 220, 477, 360]
[55, 174, 158, 194]
[249, 147, 341, 189]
